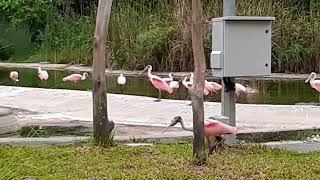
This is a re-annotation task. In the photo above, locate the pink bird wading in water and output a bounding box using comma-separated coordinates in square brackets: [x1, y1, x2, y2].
[163, 116, 237, 155]
[189, 73, 222, 95]
[38, 67, 49, 85]
[139, 65, 178, 102]
[181, 74, 209, 96]
[235, 83, 247, 97]
[9, 71, 19, 83]
[305, 72, 320, 101]
[62, 72, 89, 83]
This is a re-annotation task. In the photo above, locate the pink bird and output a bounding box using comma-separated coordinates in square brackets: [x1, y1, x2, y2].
[9, 71, 19, 83]
[305, 72, 320, 92]
[235, 83, 247, 97]
[163, 116, 237, 155]
[62, 72, 89, 83]
[181, 74, 209, 96]
[205, 80, 222, 94]
[189, 73, 221, 95]
[305, 72, 320, 101]
[139, 65, 177, 102]
[38, 67, 49, 81]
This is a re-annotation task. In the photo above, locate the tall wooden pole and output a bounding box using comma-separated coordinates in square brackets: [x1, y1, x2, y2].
[92, 0, 114, 142]
[190, 0, 206, 162]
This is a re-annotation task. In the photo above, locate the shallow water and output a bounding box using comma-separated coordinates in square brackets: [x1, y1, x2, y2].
[0, 67, 318, 105]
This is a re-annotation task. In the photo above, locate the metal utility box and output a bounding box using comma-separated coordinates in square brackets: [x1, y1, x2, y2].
[210, 16, 275, 77]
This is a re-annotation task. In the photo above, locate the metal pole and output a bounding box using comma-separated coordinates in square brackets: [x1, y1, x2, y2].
[222, 0, 236, 144]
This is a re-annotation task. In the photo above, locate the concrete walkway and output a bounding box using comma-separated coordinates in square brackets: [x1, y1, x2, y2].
[1, 86, 320, 139]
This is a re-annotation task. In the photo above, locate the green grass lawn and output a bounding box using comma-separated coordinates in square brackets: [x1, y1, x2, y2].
[0, 142, 319, 179]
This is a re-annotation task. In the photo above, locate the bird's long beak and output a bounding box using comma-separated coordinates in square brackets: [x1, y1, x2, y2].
[139, 66, 148, 75]
[162, 126, 172, 134]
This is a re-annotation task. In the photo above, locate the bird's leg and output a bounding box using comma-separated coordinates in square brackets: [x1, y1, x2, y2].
[120, 85, 124, 94]
[215, 136, 225, 151]
[154, 90, 161, 102]
[208, 136, 219, 156]
[207, 137, 213, 156]
[186, 95, 192, 106]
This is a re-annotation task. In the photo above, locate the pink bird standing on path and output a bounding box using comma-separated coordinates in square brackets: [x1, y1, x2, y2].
[62, 72, 89, 83]
[162, 116, 237, 155]
[139, 65, 177, 102]
[9, 71, 19, 82]
[38, 67, 49, 81]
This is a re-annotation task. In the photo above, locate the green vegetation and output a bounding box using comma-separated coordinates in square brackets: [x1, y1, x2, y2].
[1, 0, 320, 73]
[0, 143, 319, 179]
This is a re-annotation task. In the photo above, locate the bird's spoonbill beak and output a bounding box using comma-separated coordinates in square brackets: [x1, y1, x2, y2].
[162, 117, 180, 133]
[162, 126, 171, 134]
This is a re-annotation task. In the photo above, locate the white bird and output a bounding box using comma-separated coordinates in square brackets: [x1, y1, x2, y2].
[9, 71, 19, 82]
[117, 73, 126, 85]
[38, 67, 49, 81]
[117, 73, 126, 93]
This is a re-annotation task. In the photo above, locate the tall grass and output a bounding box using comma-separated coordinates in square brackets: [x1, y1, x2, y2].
[1, 0, 320, 73]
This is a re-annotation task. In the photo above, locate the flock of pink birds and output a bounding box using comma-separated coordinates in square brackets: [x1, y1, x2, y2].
[8, 65, 320, 155]
[9, 67, 88, 84]
[139, 64, 247, 102]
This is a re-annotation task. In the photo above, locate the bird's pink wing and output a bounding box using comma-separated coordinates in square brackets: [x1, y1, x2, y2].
[313, 81, 320, 92]
[151, 76, 172, 93]
[204, 121, 237, 137]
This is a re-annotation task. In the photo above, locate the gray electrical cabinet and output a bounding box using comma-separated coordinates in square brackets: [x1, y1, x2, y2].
[210, 16, 275, 77]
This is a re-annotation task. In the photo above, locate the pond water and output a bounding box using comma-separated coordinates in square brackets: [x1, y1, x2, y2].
[0, 67, 318, 105]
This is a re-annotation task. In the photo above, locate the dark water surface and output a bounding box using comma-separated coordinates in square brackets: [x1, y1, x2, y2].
[0, 67, 318, 105]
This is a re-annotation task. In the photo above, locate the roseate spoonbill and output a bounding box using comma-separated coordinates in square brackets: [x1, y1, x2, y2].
[9, 71, 19, 83]
[139, 65, 176, 102]
[181, 74, 209, 106]
[38, 67, 49, 82]
[62, 72, 88, 83]
[162, 116, 237, 155]
[189, 73, 194, 83]
[205, 80, 222, 94]
[163, 72, 174, 83]
[235, 83, 247, 97]
[305, 72, 320, 100]
[189, 73, 221, 94]
[181, 75, 209, 96]
[117, 73, 126, 93]
[164, 73, 179, 91]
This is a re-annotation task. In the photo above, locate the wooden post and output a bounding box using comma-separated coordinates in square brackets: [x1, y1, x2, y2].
[92, 0, 114, 143]
[190, 0, 206, 163]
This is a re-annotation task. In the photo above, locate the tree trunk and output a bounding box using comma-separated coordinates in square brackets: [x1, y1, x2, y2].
[92, 0, 114, 143]
[190, 0, 206, 163]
